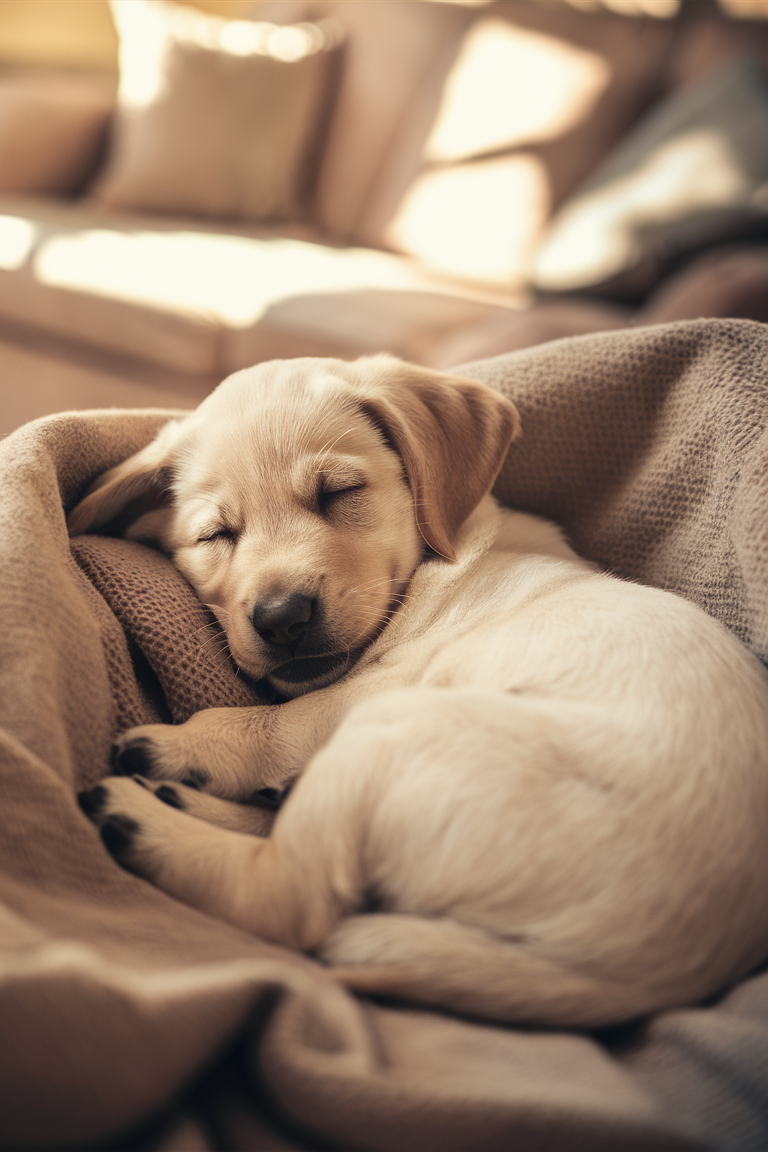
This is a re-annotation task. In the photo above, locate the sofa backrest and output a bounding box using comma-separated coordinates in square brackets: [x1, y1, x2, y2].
[263, 2, 677, 238]
[255, 0, 768, 290]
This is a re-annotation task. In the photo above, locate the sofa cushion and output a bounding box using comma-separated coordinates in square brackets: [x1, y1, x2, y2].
[0, 73, 113, 195]
[0, 194, 500, 375]
[532, 55, 768, 300]
[94, 0, 341, 222]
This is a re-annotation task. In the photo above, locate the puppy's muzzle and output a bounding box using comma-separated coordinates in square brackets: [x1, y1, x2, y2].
[252, 592, 315, 649]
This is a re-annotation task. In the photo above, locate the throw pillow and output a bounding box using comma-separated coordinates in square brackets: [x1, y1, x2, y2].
[0, 73, 113, 195]
[94, 0, 342, 221]
[532, 55, 768, 300]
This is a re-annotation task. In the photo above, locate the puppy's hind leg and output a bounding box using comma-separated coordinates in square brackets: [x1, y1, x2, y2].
[321, 913, 658, 1028]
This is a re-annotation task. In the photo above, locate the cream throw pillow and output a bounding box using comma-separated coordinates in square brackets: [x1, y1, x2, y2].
[95, 0, 340, 221]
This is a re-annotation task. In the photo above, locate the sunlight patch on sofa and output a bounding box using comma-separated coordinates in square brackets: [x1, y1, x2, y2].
[425, 18, 611, 163]
[32, 228, 429, 326]
[0, 216, 39, 271]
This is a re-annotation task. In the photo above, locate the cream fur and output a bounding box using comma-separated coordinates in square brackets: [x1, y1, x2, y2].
[72, 355, 768, 1027]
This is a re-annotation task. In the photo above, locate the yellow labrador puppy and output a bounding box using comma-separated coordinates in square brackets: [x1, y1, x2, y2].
[72, 355, 768, 1028]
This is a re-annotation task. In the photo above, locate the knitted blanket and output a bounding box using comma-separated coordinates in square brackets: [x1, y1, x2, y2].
[1, 318, 767, 1152]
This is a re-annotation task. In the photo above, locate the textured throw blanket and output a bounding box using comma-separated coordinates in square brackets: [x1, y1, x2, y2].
[2, 318, 767, 1152]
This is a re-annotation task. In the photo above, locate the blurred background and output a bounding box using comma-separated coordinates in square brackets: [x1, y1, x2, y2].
[2, 0, 768, 434]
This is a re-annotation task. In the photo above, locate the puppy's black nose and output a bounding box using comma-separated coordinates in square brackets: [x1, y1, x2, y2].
[252, 593, 314, 647]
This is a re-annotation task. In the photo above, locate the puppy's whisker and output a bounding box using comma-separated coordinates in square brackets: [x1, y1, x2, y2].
[346, 584, 413, 605]
[195, 633, 230, 660]
[209, 613, 231, 631]
[313, 428, 354, 474]
[188, 622, 225, 644]
[193, 625, 226, 646]
[189, 616, 224, 634]
[312, 431, 346, 466]
[345, 575, 400, 596]
[346, 583, 395, 600]
[347, 606, 400, 649]
[187, 621, 233, 662]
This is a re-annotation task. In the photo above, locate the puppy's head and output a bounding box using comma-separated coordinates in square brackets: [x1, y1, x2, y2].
[68, 356, 519, 698]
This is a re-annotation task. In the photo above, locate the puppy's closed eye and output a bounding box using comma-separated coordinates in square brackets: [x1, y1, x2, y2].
[317, 472, 368, 518]
[319, 483, 366, 512]
[197, 526, 238, 546]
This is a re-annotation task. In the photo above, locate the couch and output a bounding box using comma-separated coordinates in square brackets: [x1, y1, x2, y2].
[2, 316, 768, 1152]
[4, 0, 768, 404]
[4, 316, 768, 1151]
[5, 4, 768, 1148]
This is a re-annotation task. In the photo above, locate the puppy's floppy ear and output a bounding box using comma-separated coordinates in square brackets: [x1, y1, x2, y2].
[67, 419, 182, 537]
[355, 358, 520, 561]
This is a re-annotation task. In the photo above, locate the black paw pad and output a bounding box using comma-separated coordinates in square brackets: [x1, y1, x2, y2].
[113, 740, 157, 778]
[100, 814, 139, 860]
[78, 785, 107, 818]
[155, 785, 184, 810]
[181, 768, 209, 790]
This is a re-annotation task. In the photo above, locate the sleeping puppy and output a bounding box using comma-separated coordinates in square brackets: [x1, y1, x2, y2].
[71, 355, 768, 1028]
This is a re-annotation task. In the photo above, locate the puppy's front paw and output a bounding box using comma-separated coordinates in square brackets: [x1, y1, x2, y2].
[78, 776, 270, 926]
[142, 778, 278, 836]
[111, 708, 286, 800]
[78, 776, 167, 878]
[112, 725, 211, 790]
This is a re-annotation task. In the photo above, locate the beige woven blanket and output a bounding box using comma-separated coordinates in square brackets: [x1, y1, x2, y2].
[1, 318, 767, 1151]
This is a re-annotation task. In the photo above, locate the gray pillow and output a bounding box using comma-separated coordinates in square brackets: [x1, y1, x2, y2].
[532, 55, 768, 300]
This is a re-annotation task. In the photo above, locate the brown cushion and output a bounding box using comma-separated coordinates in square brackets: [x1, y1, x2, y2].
[0, 73, 112, 195]
[70, 535, 267, 729]
[94, 0, 342, 221]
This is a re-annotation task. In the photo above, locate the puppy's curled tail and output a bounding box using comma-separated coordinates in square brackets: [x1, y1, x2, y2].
[321, 912, 666, 1028]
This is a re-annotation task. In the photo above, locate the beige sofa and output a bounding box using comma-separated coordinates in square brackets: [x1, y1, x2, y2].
[3, 0, 768, 403]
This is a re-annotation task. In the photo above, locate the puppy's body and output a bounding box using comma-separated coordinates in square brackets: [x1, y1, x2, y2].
[71, 356, 768, 1027]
